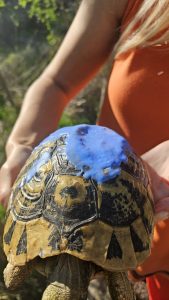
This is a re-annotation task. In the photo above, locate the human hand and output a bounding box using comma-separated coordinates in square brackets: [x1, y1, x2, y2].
[0, 145, 32, 208]
[142, 141, 169, 222]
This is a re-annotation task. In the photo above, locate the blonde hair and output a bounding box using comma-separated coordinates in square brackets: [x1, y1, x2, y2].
[115, 0, 169, 57]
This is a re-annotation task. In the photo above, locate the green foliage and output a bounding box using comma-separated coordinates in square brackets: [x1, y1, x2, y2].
[0, 0, 79, 50]
[0, 204, 5, 220]
[0, 0, 5, 7]
[17, 0, 79, 44]
[0, 0, 80, 164]
[0, 1, 47, 53]
[0, 101, 18, 163]
[18, 0, 58, 30]
[59, 112, 90, 128]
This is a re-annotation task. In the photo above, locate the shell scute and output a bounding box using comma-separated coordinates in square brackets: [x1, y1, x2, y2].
[3, 125, 154, 272]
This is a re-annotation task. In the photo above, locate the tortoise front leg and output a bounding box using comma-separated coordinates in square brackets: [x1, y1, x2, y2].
[4, 262, 29, 290]
[42, 254, 94, 300]
[106, 271, 136, 300]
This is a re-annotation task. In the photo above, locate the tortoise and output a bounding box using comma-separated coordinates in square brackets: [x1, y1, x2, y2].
[3, 124, 154, 300]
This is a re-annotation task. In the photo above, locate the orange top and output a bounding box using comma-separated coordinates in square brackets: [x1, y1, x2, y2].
[98, 0, 169, 155]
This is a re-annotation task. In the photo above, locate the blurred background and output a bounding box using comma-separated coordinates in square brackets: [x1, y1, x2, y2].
[0, 0, 109, 164]
[0, 1, 148, 299]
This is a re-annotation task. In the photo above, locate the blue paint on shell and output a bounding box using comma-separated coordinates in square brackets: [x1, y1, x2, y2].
[24, 125, 132, 184]
[26, 152, 51, 183]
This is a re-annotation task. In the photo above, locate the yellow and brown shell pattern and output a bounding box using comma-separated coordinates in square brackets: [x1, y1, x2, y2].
[4, 132, 154, 271]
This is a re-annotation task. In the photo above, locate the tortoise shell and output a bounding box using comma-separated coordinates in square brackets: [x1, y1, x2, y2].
[3, 125, 154, 271]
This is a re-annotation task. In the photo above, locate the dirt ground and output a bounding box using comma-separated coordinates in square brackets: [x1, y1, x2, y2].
[0, 277, 149, 300]
[0, 280, 148, 300]
[87, 278, 149, 300]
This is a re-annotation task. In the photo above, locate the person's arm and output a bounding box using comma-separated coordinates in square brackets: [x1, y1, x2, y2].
[0, 0, 128, 206]
[7, 0, 127, 152]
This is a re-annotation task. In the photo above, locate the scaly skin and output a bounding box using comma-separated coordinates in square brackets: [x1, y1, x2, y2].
[3, 263, 29, 290]
[4, 256, 136, 300]
[42, 254, 93, 300]
[107, 271, 136, 300]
